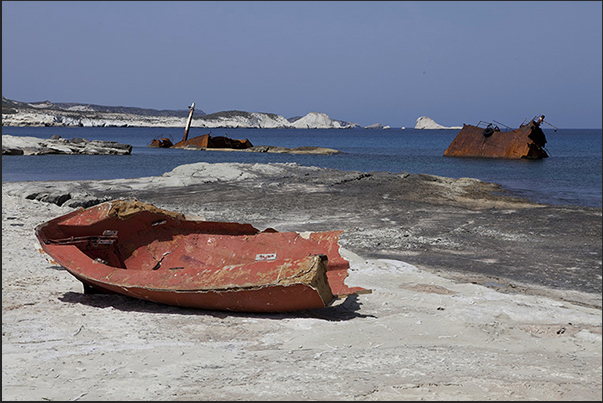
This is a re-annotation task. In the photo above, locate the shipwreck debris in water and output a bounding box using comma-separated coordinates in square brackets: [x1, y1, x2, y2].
[147, 135, 174, 148]
[172, 132, 253, 150]
[147, 102, 253, 150]
[444, 115, 555, 159]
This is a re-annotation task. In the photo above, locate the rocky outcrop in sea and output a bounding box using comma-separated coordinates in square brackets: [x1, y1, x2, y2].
[2, 134, 132, 155]
[414, 116, 462, 130]
[364, 123, 387, 129]
[287, 112, 358, 129]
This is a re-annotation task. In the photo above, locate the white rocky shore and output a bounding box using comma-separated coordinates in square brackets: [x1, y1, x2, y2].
[1, 134, 132, 155]
[415, 116, 462, 130]
[2, 163, 601, 401]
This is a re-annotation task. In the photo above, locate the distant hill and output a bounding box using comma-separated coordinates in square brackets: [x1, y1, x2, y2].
[1, 96, 360, 129]
[287, 116, 303, 123]
[201, 110, 281, 121]
[1, 96, 205, 118]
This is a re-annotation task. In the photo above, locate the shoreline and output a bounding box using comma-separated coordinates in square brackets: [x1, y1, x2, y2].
[3, 162, 601, 400]
[3, 161, 601, 306]
[3, 129, 601, 210]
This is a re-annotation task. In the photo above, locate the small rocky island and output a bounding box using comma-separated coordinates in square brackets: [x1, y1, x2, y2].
[414, 116, 462, 130]
[2, 134, 132, 155]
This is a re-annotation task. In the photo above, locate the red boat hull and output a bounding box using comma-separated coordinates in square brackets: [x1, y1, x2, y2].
[35, 200, 369, 312]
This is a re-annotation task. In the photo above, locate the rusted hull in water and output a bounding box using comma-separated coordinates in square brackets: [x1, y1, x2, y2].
[148, 137, 174, 148]
[173, 133, 253, 150]
[35, 200, 368, 312]
[444, 116, 549, 159]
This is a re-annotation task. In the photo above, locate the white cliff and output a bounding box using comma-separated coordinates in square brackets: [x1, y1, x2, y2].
[2, 110, 182, 128]
[2, 97, 360, 129]
[414, 116, 462, 130]
[193, 111, 293, 129]
[289, 112, 359, 129]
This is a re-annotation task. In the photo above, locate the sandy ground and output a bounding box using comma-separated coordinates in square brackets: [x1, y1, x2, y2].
[2, 162, 602, 400]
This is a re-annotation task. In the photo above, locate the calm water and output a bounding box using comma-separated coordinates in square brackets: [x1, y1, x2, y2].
[2, 126, 602, 208]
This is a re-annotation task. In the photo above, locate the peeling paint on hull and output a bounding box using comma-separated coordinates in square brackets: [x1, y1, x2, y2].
[35, 200, 369, 312]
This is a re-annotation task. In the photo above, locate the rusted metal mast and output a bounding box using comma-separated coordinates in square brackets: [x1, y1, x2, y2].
[182, 102, 195, 142]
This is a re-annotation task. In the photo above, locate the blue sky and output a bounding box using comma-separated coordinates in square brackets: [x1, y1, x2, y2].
[2, 1, 602, 128]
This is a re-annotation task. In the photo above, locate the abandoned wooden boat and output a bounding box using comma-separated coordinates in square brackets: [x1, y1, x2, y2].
[443, 115, 553, 159]
[35, 200, 369, 313]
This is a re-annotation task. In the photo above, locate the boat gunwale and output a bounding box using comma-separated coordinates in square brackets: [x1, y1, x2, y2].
[34, 199, 367, 311]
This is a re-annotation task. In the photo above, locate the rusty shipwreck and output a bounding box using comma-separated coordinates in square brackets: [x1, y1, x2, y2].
[148, 102, 253, 150]
[443, 115, 555, 159]
[35, 200, 369, 313]
[172, 132, 253, 150]
[148, 136, 174, 148]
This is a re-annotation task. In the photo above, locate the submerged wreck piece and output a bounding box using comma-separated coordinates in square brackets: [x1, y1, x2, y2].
[147, 136, 174, 148]
[35, 200, 369, 313]
[172, 101, 253, 150]
[443, 115, 552, 159]
[172, 132, 253, 150]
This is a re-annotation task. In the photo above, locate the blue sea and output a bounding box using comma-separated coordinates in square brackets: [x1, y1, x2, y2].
[2, 126, 602, 208]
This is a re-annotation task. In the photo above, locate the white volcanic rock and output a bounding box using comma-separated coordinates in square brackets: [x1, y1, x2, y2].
[415, 116, 462, 130]
[64, 105, 96, 112]
[2, 134, 132, 155]
[1, 111, 200, 128]
[290, 112, 359, 129]
[2, 109, 359, 129]
[193, 112, 292, 129]
[364, 123, 384, 129]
